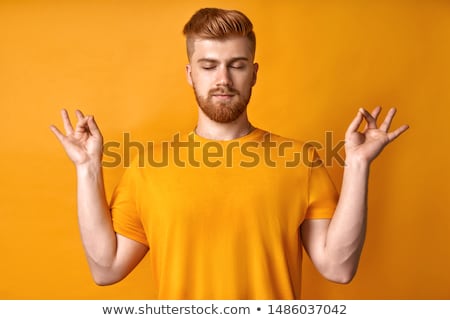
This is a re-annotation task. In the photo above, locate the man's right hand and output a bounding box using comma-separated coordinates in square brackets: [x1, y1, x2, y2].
[50, 109, 148, 285]
[50, 109, 103, 167]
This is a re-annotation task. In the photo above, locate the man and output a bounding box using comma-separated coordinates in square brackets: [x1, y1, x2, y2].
[50, 8, 409, 299]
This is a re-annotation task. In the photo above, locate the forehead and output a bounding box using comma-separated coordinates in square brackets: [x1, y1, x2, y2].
[191, 36, 253, 62]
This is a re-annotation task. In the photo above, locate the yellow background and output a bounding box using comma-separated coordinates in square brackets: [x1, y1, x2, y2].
[1, 0, 449, 299]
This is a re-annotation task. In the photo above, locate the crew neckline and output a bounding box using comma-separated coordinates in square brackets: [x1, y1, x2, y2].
[190, 127, 265, 143]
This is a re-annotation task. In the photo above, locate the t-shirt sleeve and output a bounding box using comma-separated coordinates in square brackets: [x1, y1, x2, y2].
[110, 159, 149, 246]
[305, 148, 339, 219]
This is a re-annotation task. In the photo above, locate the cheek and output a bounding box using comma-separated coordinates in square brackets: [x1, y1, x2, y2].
[192, 78, 210, 97]
[191, 72, 211, 87]
[235, 75, 255, 92]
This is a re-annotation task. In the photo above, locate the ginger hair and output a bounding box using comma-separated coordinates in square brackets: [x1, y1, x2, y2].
[183, 8, 256, 60]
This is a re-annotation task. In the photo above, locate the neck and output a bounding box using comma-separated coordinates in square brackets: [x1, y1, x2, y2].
[195, 109, 254, 141]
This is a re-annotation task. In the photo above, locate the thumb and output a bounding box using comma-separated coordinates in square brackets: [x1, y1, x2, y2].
[87, 116, 102, 139]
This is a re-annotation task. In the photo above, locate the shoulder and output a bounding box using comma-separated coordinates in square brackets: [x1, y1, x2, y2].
[256, 128, 310, 149]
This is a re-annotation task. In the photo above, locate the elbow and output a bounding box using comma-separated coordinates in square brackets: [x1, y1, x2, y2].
[92, 273, 117, 286]
[87, 257, 123, 286]
[93, 276, 115, 286]
[90, 267, 123, 286]
[321, 265, 358, 284]
[320, 251, 362, 284]
[328, 271, 356, 284]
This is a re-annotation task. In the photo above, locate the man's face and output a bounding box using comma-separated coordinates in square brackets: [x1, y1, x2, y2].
[186, 36, 258, 123]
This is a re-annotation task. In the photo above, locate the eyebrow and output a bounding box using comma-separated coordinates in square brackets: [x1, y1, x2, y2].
[196, 57, 249, 64]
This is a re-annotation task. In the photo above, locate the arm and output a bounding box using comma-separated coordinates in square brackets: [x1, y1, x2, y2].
[301, 106, 409, 283]
[50, 109, 148, 285]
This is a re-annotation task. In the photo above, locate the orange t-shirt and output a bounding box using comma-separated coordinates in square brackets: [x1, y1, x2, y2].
[110, 128, 338, 299]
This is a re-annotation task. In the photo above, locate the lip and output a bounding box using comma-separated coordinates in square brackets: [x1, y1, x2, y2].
[212, 95, 234, 101]
[212, 94, 234, 98]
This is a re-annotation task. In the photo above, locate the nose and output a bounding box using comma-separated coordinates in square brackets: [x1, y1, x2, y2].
[216, 66, 233, 87]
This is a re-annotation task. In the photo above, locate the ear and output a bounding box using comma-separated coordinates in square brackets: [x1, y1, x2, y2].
[251, 62, 259, 87]
[186, 64, 193, 86]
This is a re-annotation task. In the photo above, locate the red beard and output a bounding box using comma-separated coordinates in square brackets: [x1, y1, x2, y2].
[194, 86, 251, 123]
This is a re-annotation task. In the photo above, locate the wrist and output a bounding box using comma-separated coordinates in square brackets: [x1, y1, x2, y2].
[76, 161, 103, 177]
[344, 154, 370, 169]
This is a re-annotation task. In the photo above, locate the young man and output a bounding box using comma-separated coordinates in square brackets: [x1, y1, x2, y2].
[50, 8, 409, 299]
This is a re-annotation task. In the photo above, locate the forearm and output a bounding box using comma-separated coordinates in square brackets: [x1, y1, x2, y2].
[325, 157, 369, 277]
[76, 162, 117, 269]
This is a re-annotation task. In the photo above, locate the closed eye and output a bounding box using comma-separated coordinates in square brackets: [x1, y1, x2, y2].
[230, 64, 245, 69]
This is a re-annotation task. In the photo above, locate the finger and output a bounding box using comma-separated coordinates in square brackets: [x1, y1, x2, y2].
[87, 116, 102, 138]
[371, 106, 382, 121]
[346, 109, 364, 136]
[379, 107, 397, 132]
[359, 108, 378, 129]
[75, 109, 85, 122]
[362, 106, 382, 132]
[61, 109, 74, 135]
[73, 115, 90, 134]
[49, 125, 66, 143]
[387, 124, 409, 142]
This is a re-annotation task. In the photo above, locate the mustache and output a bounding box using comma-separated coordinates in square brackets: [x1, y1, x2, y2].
[208, 87, 240, 95]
